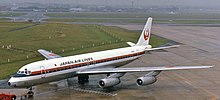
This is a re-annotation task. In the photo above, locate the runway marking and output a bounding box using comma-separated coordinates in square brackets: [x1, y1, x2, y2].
[172, 73, 218, 100]
[71, 87, 117, 97]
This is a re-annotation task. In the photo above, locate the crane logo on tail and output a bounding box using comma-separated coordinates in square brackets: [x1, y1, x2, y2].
[144, 29, 149, 40]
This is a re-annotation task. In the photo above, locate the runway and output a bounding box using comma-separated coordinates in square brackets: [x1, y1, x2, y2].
[1, 24, 220, 100]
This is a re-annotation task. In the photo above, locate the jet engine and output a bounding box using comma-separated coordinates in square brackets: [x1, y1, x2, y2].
[98, 73, 125, 88]
[136, 76, 157, 86]
[99, 78, 120, 88]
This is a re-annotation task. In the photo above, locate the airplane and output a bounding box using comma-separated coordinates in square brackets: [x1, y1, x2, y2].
[8, 17, 212, 95]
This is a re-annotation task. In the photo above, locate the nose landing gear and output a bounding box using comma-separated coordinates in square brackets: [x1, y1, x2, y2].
[20, 87, 34, 99]
[27, 87, 34, 98]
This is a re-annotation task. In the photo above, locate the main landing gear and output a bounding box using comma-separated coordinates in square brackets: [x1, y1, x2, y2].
[78, 75, 89, 84]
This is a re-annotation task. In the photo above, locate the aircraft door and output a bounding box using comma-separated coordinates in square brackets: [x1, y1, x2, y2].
[40, 66, 46, 78]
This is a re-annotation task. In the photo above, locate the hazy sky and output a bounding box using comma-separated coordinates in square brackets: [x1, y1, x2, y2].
[1, 0, 220, 7]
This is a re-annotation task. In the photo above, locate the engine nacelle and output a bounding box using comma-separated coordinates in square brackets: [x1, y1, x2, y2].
[136, 76, 157, 86]
[99, 78, 120, 88]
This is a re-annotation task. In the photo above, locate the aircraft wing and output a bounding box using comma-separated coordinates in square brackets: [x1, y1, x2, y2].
[145, 45, 180, 51]
[77, 66, 212, 74]
[38, 49, 62, 60]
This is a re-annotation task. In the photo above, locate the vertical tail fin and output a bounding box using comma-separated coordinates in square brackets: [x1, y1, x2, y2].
[136, 17, 152, 46]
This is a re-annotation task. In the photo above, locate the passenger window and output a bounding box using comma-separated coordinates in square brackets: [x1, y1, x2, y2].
[28, 71, 31, 74]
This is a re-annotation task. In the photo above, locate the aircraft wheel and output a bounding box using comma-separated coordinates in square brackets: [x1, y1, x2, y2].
[85, 75, 89, 82]
[27, 91, 34, 98]
[11, 95, 16, 100]
[78, 75, 89, 84]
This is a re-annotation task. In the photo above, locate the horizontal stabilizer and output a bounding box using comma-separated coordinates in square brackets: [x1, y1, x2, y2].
[145, 45, 180, 51]
[38, 49, 62, 60]
[127, 42, 136, 47]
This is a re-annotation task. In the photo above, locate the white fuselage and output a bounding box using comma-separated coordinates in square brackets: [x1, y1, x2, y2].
[8, 46, 146, 88]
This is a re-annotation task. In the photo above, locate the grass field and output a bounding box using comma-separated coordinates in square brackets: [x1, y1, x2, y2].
[44, 12, 220, 19]
[0, 18, 11, 21]
[44, 12, 220, 24]
[45, 18, 220, 24]
[45, 12, 149, 18]
[0, 22, 168, 79]
[0, 12, 26, 17]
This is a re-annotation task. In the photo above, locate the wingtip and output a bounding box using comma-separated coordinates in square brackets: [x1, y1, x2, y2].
[210, 65, 215, 68]
[203, 65, 214, 68]
[172, 45, 180, 48]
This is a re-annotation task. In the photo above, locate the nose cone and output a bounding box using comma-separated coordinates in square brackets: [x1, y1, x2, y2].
[8, 82, 11, 86]
[8, 77, 17, 87]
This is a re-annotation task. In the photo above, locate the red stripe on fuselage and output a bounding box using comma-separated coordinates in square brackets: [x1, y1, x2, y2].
[30, 51, 145, 76]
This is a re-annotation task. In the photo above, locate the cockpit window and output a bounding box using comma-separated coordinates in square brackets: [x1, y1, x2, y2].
[14, 69, 31, 77]
[25, 69, 28, 74]
[15, 68, 31, 77]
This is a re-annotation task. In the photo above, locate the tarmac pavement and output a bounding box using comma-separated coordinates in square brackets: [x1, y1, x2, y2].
[1, 24, 219, 100]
